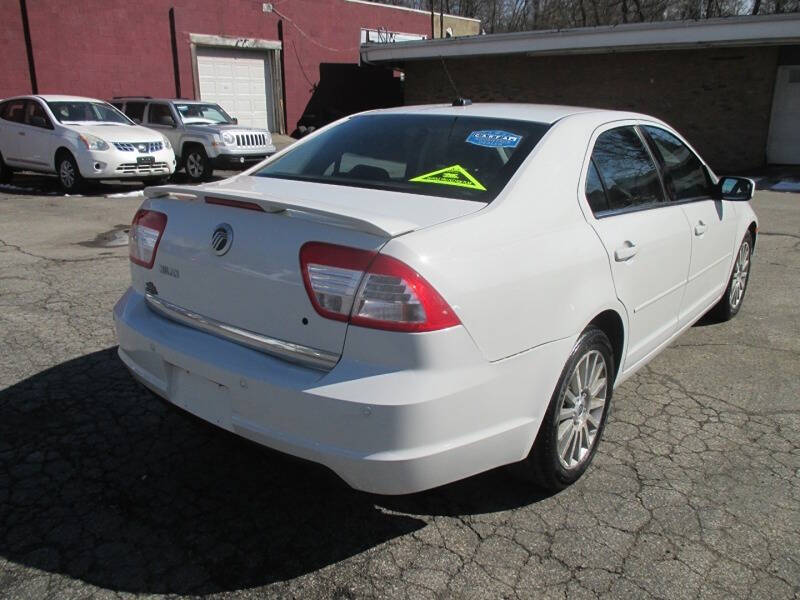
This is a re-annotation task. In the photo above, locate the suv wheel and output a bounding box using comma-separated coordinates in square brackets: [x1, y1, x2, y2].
[184, 147, 210, 182]
[57, 152, 85, 193]
[0, 152, 13, 183]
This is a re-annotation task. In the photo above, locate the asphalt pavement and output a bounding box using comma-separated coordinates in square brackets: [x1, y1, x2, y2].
[0, 176, 798, 599]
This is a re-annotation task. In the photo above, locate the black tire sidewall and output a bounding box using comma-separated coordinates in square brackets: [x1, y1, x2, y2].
[0, 152, 11, 183]
[528, 327, 615, 491]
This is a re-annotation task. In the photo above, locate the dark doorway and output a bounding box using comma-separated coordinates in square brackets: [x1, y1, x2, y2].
[292, 63, 403, 138]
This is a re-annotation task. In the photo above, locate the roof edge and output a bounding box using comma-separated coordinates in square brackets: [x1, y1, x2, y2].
[361, 13, 800, 62]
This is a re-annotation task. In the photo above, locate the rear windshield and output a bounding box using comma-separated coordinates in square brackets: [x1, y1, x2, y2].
[255, 114, 550, 202]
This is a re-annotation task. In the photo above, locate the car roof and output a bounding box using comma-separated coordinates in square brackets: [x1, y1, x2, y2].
[112, 97, 207, 104]
[361, 102, 652, 125]
[39, 95, 108, 102]
[1, 94, 109, 103]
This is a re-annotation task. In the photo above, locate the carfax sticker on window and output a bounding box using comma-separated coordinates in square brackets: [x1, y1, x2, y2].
[466, 130, 522, 148]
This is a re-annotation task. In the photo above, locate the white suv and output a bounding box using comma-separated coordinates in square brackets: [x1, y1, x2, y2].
[0, 95, 176, 192]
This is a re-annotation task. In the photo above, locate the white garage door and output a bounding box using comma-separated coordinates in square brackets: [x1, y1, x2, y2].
[767, 66, 800, 165]
[196, 46, 274, 130]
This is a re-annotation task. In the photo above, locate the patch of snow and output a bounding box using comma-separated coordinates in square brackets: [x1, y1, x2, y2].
[0, 184, 60, 196]
[771, 181, 800, 192]
[0, 184, 36, 193]
[105, 190, 145, 198]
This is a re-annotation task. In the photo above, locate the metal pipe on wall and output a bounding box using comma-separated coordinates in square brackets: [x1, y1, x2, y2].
[19, 0, 38, 93]
[169, 7, 182, 98]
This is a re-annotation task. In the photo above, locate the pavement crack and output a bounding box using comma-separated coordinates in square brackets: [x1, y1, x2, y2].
[0, 237, 126, 264]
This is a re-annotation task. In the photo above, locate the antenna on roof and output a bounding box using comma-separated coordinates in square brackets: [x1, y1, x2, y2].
[440, 57, 471, 107]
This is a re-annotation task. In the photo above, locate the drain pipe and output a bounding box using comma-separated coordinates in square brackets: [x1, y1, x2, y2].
[19, 0, 38, 93]
[277, 19, 288, 134]
[169, 7, 182, 98]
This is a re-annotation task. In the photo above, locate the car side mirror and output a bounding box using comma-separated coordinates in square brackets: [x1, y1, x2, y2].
[158, 116, 176, 127]
[717, 176, 755, 201]
[231, 117, 238, 125]
[132, 118, 142, 124]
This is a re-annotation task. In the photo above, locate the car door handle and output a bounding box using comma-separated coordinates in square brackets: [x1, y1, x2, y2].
[18, 131, 25, 136]
[694, 221, 707, 236]
[614, 242, 638, 262]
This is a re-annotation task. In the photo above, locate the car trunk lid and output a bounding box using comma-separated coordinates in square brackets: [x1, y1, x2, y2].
[134, 177, 483, 367]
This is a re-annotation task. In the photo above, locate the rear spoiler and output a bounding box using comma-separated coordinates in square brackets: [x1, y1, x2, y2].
[144, 185, 412, 238]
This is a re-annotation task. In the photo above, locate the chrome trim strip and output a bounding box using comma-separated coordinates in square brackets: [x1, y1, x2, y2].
[144, 292, 339, 371]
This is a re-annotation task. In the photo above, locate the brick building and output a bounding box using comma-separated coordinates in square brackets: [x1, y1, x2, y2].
[361, 14, 800, 172]
[1, 0, 479, 134]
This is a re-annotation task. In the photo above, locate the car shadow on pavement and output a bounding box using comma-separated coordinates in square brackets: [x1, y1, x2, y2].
[0, 173, 144, 197]
[0, 348, 425, 594]
[0, 347, 548, 594]
[0, 171, 231, 198]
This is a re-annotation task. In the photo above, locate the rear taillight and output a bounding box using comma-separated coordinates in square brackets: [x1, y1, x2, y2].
[129, 209, 167, 269]
[300, 242, 460, 333]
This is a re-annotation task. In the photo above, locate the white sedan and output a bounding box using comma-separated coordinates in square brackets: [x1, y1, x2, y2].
[0, 95, 176, 192]
[113, 103, 757, 494]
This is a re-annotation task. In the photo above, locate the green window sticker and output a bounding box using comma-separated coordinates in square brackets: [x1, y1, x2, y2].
[408, 164, 486, 191]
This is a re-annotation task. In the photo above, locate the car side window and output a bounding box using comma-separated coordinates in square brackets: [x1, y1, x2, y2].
[124, 102, 146, 123]
[591, 126, 665, 213]
[642, 126, 712, 202]
[1, 100, 27, 123]
[147, 103, 175, 126]
[25, 101, 52, 129]
[585, 160, 609, 214]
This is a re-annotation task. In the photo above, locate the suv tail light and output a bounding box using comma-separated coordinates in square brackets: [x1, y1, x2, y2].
[300, 242, 460, 333]
[129, 209, 167, 269]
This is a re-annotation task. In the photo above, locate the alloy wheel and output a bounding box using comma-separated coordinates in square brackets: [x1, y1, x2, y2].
[59, 160, 75, 189]
[556, 349, 608, 469]
[186, 153, 204, 178]
[729, 241, 750, 309]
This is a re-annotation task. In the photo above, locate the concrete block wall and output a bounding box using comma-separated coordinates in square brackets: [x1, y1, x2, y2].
[403, 46, 780, 172]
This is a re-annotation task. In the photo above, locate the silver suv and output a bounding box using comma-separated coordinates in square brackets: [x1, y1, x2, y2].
[111, 97, 275, 182]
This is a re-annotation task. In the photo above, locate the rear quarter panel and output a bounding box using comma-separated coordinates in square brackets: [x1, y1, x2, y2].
[382, 116, 626, 363]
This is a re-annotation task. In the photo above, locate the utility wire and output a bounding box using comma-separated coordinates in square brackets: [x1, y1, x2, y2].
[272, 6, 354, 53]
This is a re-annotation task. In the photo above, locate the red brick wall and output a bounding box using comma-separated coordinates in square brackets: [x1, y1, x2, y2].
[0, 0, 32, 96]
[3, 0, 432, 132]
[403, 47, 780, 172]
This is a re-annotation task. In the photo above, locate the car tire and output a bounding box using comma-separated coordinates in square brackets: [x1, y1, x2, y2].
[56, 152, 85, 193]
[513, 326, 614, 492]
[712, 231, 753, 322]
[184, 146, 210, 182]
[0, 152, 13, 183]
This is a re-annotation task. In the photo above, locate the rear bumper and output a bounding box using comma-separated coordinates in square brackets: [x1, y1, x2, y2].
[113, 288, 571, 494]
